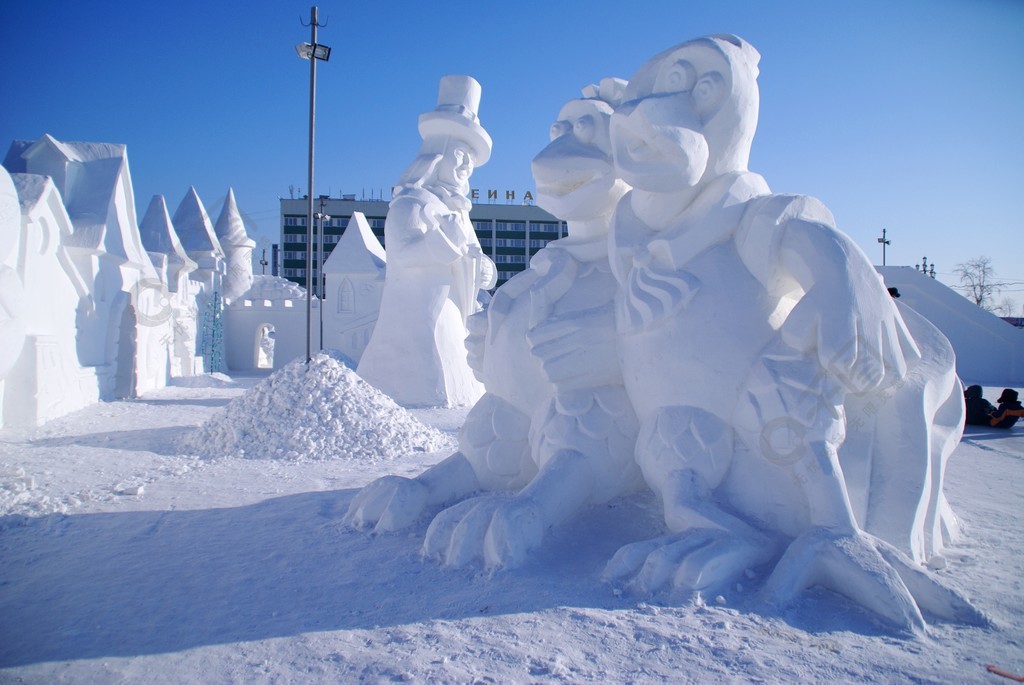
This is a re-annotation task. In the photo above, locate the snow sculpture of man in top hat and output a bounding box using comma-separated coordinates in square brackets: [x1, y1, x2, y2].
[357, 75, 496, 407]
[601, 34, 982, 632]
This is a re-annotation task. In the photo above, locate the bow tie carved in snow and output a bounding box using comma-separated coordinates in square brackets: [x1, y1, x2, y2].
[619, 254, 701, 332]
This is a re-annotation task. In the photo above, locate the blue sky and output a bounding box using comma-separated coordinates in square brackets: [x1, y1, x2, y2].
[2, 0, 1022, 310]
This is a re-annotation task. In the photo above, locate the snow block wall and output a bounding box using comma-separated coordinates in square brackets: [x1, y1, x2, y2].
[878, 266, 1024, 385]
[223, 275, 320, 372]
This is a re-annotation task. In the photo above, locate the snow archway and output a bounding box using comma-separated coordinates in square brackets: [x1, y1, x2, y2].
[255, 323, 275, 369]
[112, 296, 137, 399]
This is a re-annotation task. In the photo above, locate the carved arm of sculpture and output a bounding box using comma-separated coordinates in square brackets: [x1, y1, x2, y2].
[388, 194, 465, 266]
[737, 194, 919, 395]
[421, 213, 468, 265]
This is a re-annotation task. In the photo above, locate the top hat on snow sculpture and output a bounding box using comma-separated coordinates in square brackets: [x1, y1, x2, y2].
[418, 75, 492, 165]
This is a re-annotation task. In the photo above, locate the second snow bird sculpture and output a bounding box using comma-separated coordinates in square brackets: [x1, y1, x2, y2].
[347, 37, 985, 634]
[357, 75, 496, 408]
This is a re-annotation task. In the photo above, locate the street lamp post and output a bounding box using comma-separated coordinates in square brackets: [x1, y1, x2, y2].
[877, 228, 891, 266]
[296, 5, 331, 363]
[315, 195, 330, 352]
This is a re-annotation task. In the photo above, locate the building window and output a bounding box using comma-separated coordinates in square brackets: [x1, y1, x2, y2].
[492, 238, 525, 248]
[529, 221, 559, 233]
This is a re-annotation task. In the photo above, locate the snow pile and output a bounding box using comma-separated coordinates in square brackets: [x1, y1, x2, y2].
[183, 353, 455, 461]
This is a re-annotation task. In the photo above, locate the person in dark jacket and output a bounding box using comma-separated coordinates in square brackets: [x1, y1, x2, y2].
[990, 388, 1023, 429]
[964, 385, 996, 426]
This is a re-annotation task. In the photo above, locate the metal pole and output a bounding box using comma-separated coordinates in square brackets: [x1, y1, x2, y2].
[877, 227, 890, 266]
[304, 6, 318, 363]
[319, 211, 324, 351]
[318, 197, 327, 352]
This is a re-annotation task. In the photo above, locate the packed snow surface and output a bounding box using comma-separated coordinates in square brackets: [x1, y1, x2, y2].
[183, 353, 454, 461]
[0, 377, 1021, 683]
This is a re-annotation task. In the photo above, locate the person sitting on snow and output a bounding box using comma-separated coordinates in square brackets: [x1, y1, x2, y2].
[990, 388, 1023, 429]
[963, 385, 997, 426]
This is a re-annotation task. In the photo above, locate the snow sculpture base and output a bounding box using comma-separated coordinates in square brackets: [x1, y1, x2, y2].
[345, 39, 985, 634]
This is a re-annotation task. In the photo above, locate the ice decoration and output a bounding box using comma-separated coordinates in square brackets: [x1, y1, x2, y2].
[346, 37, 985, 634]
[357, 75, 496, 408]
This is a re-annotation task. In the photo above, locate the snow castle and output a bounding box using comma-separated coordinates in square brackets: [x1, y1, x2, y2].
[0, 134, 302, 427]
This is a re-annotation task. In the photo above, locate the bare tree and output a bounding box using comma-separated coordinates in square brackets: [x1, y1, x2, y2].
[955, 256, 1006, 312]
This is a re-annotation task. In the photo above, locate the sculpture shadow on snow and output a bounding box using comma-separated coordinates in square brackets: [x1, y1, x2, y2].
[30, 425, 210, 456]
[0, 486, 899, 667]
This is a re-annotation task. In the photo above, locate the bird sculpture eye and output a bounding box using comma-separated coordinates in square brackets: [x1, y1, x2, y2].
[550, 121, 571, 141]
[657, 59, 696, 94]
[573, 116, 595, 144]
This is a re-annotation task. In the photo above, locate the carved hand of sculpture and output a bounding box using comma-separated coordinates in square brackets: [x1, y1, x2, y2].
[439, 213, 469, 252]
[528, 310, 617, 386]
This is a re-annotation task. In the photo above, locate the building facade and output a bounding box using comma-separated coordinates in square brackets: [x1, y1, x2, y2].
[279, 195, 567, 292]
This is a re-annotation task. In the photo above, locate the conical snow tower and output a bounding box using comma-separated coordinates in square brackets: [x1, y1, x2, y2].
[214, 187, 256, 301]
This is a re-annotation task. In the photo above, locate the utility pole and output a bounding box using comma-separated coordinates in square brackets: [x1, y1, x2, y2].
[877, 228, 890, 266]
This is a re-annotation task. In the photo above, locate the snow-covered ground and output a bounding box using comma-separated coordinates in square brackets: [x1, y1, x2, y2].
[0, 373, 1021, 683]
